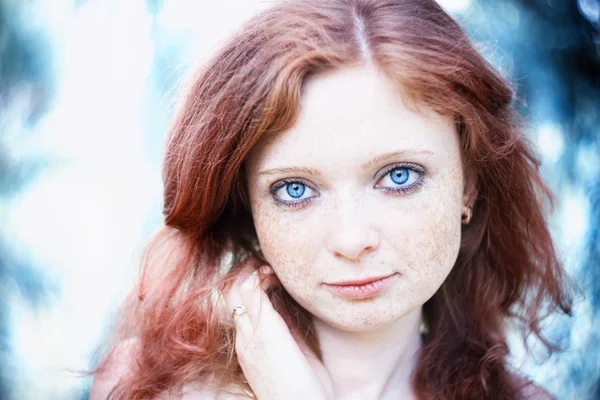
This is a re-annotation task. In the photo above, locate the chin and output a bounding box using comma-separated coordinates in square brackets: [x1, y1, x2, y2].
[309, 299, 418, 332]
[314, 312, 399, 332]
[339, 318, 397, 332]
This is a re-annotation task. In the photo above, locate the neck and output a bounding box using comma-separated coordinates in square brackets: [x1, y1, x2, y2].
[312, 307, 423, 400]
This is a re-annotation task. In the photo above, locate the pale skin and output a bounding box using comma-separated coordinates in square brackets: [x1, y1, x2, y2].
[92, 64, 510, 399]
[232, 64, 476, 399]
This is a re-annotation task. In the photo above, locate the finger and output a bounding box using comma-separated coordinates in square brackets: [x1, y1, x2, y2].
[238, 271, 267, 331]
[227, 268, 331, 400]
[257, 265, 283, 291]
[238, 270, 288, 337]
[258, 270, 281, 292]
[223, 260, 284, 339]
[223, 257, 261, 306]
[257, 265, 274, 275]
[223, 264, 258, 333]
[227, 263, 278, 308]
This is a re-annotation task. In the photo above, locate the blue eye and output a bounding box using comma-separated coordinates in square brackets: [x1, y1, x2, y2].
[376, 163, 425, 194]
[286, 182, 305, 198]
[270, 179, 317, 208]
[390, 168, 409, 185]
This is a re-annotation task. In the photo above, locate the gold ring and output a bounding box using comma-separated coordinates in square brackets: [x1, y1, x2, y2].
[231, 304, 246, 318]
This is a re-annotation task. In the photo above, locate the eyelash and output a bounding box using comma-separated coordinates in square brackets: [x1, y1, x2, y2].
[269, 162, 426, 209]
[377, 162, 426, 195]
[269, 178, 316, 209]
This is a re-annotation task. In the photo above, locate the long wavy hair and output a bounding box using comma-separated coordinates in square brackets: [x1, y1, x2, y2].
[93, 0, 574, 398]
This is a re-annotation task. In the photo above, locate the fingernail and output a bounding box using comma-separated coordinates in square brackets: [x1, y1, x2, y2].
[258, 265, 274, 275]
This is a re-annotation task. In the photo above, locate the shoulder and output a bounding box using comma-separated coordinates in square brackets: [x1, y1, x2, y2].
[511, 374, 556, 400]
[520, 384, 555, 400]
[176, 384, 253, 400]
[89, 338, 141, 400]
[90, 338, 252, 400]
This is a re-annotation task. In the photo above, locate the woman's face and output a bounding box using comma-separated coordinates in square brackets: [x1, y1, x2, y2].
[245, 65, 471, 331]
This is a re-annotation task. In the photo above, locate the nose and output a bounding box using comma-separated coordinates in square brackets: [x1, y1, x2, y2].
[326, 195, 380, 261]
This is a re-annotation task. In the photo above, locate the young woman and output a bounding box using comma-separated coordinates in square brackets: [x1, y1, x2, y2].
[89, 0, 574, 398]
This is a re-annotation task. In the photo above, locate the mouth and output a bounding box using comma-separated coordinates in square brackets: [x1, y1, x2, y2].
[324, 273, 397, 300]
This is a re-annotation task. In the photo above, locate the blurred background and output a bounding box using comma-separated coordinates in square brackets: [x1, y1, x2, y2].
[0, 0, 598, 399]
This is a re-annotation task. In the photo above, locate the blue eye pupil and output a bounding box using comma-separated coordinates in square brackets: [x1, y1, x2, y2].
[286, 182, 305, 198]
[390, 168, 409, 185]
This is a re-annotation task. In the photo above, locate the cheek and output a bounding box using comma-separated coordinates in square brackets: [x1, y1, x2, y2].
[252, 204, 320, 292]
[395, 174, 463, 284]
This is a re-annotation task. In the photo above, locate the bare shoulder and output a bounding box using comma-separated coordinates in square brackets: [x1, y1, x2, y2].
[511, 374, 556, 400]
[176, 384, 253, 400]
[89, 338, 142, 400]
[520, 383, 556, 400]
[89, 338, 252, 400]
[148, 385, 251, 400]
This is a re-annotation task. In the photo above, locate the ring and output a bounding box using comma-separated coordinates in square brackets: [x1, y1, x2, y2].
[231, 304, 246, 319]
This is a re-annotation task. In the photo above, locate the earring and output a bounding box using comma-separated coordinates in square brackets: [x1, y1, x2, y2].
[420, 319, 429, 336]
[461, 205, 473, 225]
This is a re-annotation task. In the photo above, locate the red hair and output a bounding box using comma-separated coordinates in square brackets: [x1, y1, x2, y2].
[94, 0, 574, 398]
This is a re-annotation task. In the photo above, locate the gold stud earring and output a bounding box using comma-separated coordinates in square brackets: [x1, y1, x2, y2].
[461, 205, 473, 225]
[420, 319, 429, 336]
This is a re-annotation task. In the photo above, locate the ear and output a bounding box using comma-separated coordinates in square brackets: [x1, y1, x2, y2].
[463, 166, 478, 207]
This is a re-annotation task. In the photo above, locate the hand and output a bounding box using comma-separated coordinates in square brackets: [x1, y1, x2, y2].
[223, 259, 333, 400]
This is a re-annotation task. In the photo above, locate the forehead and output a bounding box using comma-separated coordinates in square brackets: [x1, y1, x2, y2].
[247, 65, 458, 168]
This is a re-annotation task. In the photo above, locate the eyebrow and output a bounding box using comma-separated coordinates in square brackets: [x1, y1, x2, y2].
[360, 149, 434, 170]
[257, 149, 434, 177]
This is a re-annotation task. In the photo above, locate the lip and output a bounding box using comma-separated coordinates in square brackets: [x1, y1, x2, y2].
[327, 274, 395, 286]
[325, 273, 396, 299]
